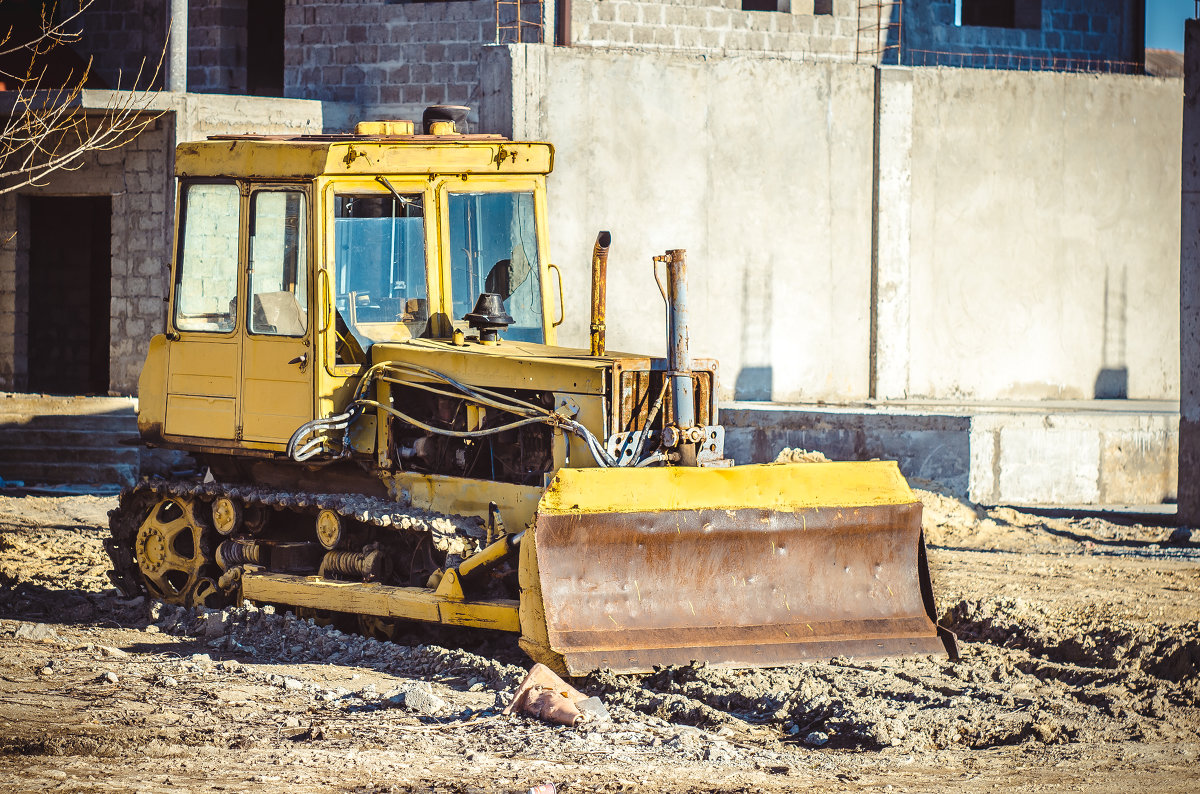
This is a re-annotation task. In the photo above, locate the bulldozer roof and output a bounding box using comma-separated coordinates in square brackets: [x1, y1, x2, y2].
[175, 134, 555, 180]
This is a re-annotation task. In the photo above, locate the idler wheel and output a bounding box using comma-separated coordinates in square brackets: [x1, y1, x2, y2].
[211, 497, 242, 536]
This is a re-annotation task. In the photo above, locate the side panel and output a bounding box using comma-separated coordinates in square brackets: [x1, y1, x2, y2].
[164, 339, 239, 439]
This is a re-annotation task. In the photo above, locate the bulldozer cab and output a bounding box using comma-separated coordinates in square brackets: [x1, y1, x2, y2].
[149, 128, 556, 452]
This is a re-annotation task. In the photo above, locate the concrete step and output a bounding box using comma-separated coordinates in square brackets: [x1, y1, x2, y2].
[0, 445, 140, 465]
[0, 392, 142, 487]
[0, 413, 136, 432]
[0, 427, 137, 448]
[722, 399, 1179, 509]
[0, 460, 138, 488]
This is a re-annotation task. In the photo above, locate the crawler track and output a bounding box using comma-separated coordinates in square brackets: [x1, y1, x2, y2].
[105, 479, 487, 600]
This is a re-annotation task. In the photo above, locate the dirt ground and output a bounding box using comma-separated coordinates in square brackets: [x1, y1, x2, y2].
[0, 487, 1197, 793]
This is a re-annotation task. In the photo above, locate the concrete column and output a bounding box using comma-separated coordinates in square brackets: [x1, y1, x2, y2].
[1181, 18, 1200, 525]
[871, 66, 914, 400]
[168, 0, 188, 93]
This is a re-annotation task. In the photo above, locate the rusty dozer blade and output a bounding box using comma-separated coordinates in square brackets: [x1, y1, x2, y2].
[525, 461, 957, 675]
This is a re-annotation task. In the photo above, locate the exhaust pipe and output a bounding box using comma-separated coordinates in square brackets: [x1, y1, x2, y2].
[589, 231, 611, 356]
[663, 249, 695, 434]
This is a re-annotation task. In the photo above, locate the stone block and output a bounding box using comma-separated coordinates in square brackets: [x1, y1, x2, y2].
[996, 426, 1101, 505]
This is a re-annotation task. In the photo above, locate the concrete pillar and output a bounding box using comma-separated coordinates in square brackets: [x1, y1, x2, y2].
[1181, 18, 1200, 525]
[871, 66, 914, 400]
[168, 0, 188, 93]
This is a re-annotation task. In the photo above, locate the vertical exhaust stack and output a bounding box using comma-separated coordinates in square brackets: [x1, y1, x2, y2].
[663, 249, 697, 465]
[589, 231, 611, 357]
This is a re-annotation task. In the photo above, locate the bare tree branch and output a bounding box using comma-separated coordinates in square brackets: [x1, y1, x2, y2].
[0, 0, 169, 197]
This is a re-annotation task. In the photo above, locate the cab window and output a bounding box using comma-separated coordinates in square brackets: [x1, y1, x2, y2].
[447, 191, 543, 343]
[333, 192, 427, 359]
[248, 190, 308, 336]
[174, 182, 240, 333]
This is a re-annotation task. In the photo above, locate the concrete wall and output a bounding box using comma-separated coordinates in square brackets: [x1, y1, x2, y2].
[900, 67, 1181, 401]
[722, 401, 1179, 506]
[484, 45, 1181, 403]
[484, 45, 878, 401]
[902, 0, 1142, 70]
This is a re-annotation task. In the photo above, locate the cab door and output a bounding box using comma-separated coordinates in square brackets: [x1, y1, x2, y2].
[164, 181, 242, 441]
[240, 186, 313, 443]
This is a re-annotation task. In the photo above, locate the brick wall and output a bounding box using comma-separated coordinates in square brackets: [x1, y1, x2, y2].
[283, 0, 495, 120]
[73, 0, 251, 94]
[902, 0, 1142, 70]
[568, 0, 883, 61]
[0, 117, 174, 395]
[188, 0, 249, 93]
[75, 0, 168, 90]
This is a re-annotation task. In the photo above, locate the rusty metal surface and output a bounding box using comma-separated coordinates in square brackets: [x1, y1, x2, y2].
[589, 231, 611, 357]
[533, 502, 953, 674]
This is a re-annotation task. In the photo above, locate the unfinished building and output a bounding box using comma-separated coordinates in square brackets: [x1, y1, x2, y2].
[0, 0, 1182, 507]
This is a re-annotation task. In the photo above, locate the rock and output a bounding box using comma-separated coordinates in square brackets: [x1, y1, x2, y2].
[101, 671, 119, 684]
[14, 623, 58, 643]
[44, 770, 67, 781]
[144, 625, 160, 634]
[804, 731, 829, 747]
[190, 653, 211, 665]
[99, 645, 128, 658]
[160, 676, 178, 687]
[397, 684, 446, 716]
[283, 677, 304, 691]
[1168, 527, 1193, 545]
[284, 716, 301, 728]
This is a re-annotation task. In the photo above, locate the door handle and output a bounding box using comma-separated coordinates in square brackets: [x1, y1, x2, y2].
[288, 353, 308, 370]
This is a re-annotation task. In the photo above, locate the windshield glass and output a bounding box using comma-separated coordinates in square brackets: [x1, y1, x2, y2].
[333, 192, 427, 354]
[448, 191, 543, 343]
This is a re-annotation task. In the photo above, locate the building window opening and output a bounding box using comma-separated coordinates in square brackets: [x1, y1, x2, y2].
[742, 0, 781, 11]
[247, 0, 284, 96]
[957, 0, 1042, 29]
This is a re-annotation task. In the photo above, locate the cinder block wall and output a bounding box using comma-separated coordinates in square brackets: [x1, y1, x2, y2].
[0, 118, 175, 395]
[75, 0, 168, 90]
[282, 0, 494, 120]
[75, 0, 249, 93]
[188, 0, 249, 93]
[902, 0, 1142, 69]
[568, 0, 880, 60]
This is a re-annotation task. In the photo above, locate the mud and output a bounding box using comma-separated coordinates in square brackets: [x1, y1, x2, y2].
[0, 490, 1198, 792]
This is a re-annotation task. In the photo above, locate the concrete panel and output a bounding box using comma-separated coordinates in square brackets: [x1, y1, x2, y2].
[872, 66, 914, 400]
[907, 68, 1182, 402]
[723, 401, 1178, 507]
[496, 46, 877, 402]
[996, 426, 1101, 505]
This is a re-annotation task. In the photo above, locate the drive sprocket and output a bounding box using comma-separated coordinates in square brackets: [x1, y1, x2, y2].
[107, 490, 225, 608]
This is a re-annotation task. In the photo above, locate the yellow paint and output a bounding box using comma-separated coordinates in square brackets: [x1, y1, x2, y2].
[386, 471, 544, 533]
[176, 139, 554, 180]
[240, 571, 520, 633]
[136, 334, 168, 437]
[538, 461, 917, 515]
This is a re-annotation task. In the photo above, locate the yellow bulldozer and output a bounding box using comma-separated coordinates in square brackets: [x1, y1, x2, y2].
[106, 106, 956, 675]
